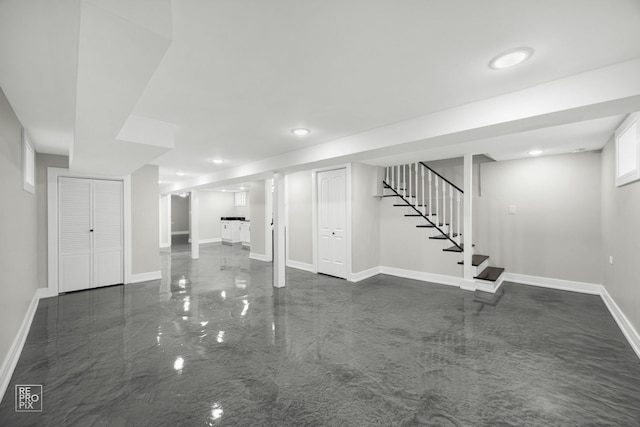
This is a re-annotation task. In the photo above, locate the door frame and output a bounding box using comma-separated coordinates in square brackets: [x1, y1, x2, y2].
[311, 164, 352, 280]
[47, 167, 131, 296]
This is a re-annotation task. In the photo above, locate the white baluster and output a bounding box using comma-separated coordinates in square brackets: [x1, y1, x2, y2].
[385, 167, 389, 185]
[449, 185, 454, 238]
[428, 171, 433, 219]
[456, 192, 461, 244]
[390, 166, 394, 189]
[408, 163, 412, 200]
[403, 164, 406, 197]
[442, 182, 446, 229]
[421, 165, 426, 216]
[396, 165, 400, 192]
[434, 176, 439, 223]
[414, 163, 418, 208]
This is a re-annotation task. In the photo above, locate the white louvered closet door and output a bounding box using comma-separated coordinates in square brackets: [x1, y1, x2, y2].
[93, 180, 123, 287]
[58, 178, 123, 293]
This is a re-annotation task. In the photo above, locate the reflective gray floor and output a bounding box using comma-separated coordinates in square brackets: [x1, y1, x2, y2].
[2, 243, 640, 426]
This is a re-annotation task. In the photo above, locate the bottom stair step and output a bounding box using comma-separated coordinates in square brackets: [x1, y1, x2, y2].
[429, 234, 459, 240]
[443, 244, 474, 253]
[474, 267, 505, 282]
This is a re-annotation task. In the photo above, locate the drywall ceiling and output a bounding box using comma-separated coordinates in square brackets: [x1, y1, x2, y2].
[1, 1, 640, 187]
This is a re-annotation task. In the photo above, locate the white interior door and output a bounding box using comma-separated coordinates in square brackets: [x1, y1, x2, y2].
[59, 177, 123, 292]
[93, 180, 123, 287]
[59, 178, 92, 293]
[317, 168, 347, 279]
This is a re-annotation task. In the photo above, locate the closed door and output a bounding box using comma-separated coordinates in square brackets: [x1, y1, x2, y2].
[317, 168, 347, 279]
[59, 177, 123, 293]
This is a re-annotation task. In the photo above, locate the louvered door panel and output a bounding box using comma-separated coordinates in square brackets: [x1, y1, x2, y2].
[59, 178, 92, 292]
[93, 180, 123, 287]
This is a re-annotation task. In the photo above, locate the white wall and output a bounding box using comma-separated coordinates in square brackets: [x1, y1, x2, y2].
[131, 165, 160, 275]
[476, 152, 602, 284]
[249, 180, 267, 257]
[601, 136, 640, 334]
[198, 191, 235, 242]
[0, 87, 38, 371]
[351, 163, 380, 274]
[36, 153, 68, 288]
[159, 194, 169, 247]
[286, 171, 313, 265]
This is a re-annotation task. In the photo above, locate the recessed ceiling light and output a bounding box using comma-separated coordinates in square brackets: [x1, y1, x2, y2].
[212, 159, 224, 164]
[490, 47, 533, 70]
[528, 150, 543, 156]
[176, 171, 185, 176]
[291, 128, 310, 136]
[240, 186, 245, 190]
[158, 180, 162, 184]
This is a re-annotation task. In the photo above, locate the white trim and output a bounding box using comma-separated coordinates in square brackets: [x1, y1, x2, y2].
[379, 266, 461, 287]
[249, 252, 270, 262]
[199, 238, 221, 244]
[311, 164, 352, 280]
[171, 231, 189, 235]
[264, 179, 273, 261]
[47, 168, 131, 296]
[0, 288, 48, 404]
[160, 243, 171, 248]
[349, 266, 381, 282]
[129, 271, 162, 284]
[286, 259, 316, 273]
[600, 287, 640, 360]
[502, 273, 602, 295]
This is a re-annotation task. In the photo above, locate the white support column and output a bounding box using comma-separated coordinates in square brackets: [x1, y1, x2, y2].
[461, 154, 475, 291]
[190, 189, 200, 259]
[273, 173, 286, 288]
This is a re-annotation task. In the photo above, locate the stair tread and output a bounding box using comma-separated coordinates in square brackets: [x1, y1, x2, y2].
[474, 267, 505, 282]
[416, 223, 448, 227]
[429, 233, 459, 240]
[457, 255, 490, 266]
[393, 204, 411, 207]
[443, 244, 474, 253]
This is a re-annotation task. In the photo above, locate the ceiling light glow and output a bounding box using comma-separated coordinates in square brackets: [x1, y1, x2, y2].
[212, 159, 224, 164]
[291, 128, 310, 136]
[176, 171, 185, 176]
[490, 47, 533, 70]
[528, 150, 543, 156]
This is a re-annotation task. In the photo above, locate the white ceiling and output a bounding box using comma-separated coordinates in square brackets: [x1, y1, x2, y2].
[1, 1, 640, 189]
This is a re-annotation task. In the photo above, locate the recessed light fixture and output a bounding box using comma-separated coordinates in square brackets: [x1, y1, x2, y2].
[291, 128, 310, 136]
[176, 171, 185, 176]
[528, 149, 543, 156]
[240, 186, 245, 190]
[212, 159, 224, 164]
[158, 180, 162, 184]
[489, 47, 534, 70]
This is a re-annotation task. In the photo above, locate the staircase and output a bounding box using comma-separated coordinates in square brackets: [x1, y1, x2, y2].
[383, 161, 504, 293]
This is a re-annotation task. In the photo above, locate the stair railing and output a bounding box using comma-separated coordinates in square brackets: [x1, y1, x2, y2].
[384, 162, 463, 248]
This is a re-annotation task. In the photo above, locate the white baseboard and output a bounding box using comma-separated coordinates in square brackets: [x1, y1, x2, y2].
[0, 288, 48, 404]
[160, 242, 171, 248]
[502, 273, 602, 295]
[600, 287, 640, 360]
[199, 238, 221, 244]
[286, 259, 316, 273]
[349, 266, 381, 282]
[129, 271, 162, 284]
[171, 231, 189, 236]
[379, 266, 461, 287]
[249, 252, 271, 262]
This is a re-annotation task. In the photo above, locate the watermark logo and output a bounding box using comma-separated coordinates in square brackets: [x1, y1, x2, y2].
[15, 385, 42, 412]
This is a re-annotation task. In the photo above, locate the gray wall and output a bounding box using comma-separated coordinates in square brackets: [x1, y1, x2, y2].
[0, 87, 38, 365]
[287, 171, 313, 265]
[131, 165, 160, 275]
[601, 137, 640, 333]
[36, 153, 68, 288]
[352, 163, 380, 273]
[171, 194, 190, 233]
[198, 191, 235, 241]
[379, 192, 463, 277]
[249, 180, 267, 256]
[476, 152, 602, 283]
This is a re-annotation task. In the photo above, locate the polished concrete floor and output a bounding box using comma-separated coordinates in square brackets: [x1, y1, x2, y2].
[2, 243, 640, 426]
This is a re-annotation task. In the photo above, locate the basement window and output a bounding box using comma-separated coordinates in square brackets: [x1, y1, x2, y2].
[615, 112, 640, 187]
[23, 130, 35, 194]
[234, 191, 247, 207]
